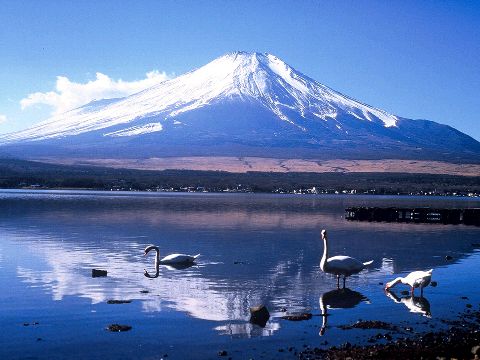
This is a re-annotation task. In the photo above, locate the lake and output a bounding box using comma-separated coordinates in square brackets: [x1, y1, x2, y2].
[0, 190, 479, 359]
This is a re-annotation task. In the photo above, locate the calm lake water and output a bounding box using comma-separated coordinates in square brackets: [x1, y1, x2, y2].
[0, 190, 479, 359]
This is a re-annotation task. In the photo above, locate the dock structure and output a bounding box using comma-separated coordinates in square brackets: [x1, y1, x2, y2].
[345, 207, 480, 226]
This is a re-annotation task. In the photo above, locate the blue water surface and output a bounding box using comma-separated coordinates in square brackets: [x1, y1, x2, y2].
[0, 190, 479, 359]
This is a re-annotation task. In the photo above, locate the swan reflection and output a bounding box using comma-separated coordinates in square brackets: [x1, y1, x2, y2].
[144, 262, 196, 278]
[143, 268, 159, 278]
[319, 288, 368, 335]
[385, 290, 431, 317]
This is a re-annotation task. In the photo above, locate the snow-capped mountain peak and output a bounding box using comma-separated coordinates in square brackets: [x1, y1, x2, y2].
[2, 52, 399, 143]
[2, 51, 478, 164]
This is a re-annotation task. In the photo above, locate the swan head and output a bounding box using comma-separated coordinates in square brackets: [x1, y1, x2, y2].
[321, 229, 327, 240]
[385, 277, 402, 290]
[144, 245, 159, 256]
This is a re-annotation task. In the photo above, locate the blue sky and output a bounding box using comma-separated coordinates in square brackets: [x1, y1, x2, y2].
[1, 0, 479, 140]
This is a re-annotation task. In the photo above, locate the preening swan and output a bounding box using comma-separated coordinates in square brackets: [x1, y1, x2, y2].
[385, 269, 432, 296]
[144, 245, 200, 265]
[320, 229, 373, 288]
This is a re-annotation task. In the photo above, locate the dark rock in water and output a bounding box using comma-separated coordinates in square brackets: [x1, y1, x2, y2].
[107, 324, 132, 332]
[92, 269, 107, 277]
[140, 290, 149, 294]
[461, 296, 469, 300]
[466, 304, 472, 308]
[339, 320, 398, 331]
[280, 307, 287, 312]
[217, 350, 227, 356]
[430, 281, 438, 287]
[281, 313, 313, 321]
[378, 282, 383, 285]
[400, 290, 410, 296]
[233, 261, 246, 265]
[445, 255, 453, 261]
[249, 305, 270, 327]
[22, 322, 39, 326]
[107, 300, 132, 304]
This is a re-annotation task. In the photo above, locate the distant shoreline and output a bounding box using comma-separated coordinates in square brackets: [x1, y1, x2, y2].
[2, 187, 479, 199]
[1, 158, 479, 197]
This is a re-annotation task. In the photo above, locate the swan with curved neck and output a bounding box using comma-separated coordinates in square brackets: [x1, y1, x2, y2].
[320, 229, 373, 288]
[144, 245, 200, 267]
[385, 269, 432, 296]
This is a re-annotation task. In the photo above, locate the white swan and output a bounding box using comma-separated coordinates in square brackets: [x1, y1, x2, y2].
[385, 269, 432, 296]
[144, 245, 200, 265]
[320, 229, 373, 288]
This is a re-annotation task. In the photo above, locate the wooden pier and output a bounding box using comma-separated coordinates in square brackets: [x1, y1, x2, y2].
[345, 207, 480, 226]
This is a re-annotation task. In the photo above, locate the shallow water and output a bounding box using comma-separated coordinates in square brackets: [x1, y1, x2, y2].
[0, 190, 479, 359]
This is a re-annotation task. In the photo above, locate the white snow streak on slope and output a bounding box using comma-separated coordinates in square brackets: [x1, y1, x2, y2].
[103, 123, 163, 137]
[1, 52, 398, 142]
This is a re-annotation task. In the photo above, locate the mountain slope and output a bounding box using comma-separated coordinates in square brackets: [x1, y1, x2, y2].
[1, 52, 479, 162]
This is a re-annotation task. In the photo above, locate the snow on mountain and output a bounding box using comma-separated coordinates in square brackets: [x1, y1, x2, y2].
[1, 52, 398, 143]
[1, 52, 479, 162]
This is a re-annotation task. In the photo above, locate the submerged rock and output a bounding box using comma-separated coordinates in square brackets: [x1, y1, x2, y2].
[281, 313, 313, 321]
[92, 269, 107, 277]
[107, 324, 132, 332]
[107, 300, 132, 304]
[339, 320, 398, 331]
[249, 305, 270, 327]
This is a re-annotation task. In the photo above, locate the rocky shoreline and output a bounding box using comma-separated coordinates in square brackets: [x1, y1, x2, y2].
[298, 308, 480, 360]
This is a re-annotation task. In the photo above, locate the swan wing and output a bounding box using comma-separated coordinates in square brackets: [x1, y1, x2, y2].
[404, 270, 433, 287]
[160, 253, 198, 264]
[326, 256, 365, 275]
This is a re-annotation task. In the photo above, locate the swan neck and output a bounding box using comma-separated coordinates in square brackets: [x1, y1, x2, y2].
[387, 277, 404, 288]
[154, 247, 160, 268]
[320, 235, 328, 270]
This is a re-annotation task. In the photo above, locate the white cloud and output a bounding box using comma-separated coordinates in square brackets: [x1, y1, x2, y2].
[20, 70, 171, 115]
[0, 114, 7, 124]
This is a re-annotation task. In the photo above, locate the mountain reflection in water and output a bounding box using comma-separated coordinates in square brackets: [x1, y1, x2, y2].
[0, 191, 479, 340]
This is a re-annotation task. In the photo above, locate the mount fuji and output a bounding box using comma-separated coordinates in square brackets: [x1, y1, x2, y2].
[2, 52, 479, 163]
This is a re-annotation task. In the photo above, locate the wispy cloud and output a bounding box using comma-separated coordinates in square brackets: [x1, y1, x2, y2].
[0, 114, 7, 124]
[20, 70, 172, 115]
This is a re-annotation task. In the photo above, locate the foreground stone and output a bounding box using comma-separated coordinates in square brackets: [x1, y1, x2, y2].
[92, 269, 107, 277]
[281, 313, 313, 321]
[249, 305, 270, 327]
[107, 300, 132, 304]
[107, 324, 132, 332]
